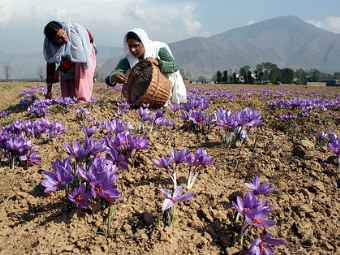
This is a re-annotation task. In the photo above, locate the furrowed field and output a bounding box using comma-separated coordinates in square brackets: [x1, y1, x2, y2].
[0, 82, 339, 255]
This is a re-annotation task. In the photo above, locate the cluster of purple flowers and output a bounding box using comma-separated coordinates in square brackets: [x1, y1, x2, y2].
[41, 118, 150, 209]
[27, 99, 53, 117]
[3, 118, 65, 140]
[232, 176, 285, 254]
[0, 117, 65, 168]
[213, 107, 262, 147]
[153, 147, 214, 191]
[116, 98, 130, 117]
[75, 107, 91, 120]
[53, 97, 76, 109]
[153, 147, 212, 226]
[318, 127, 340, 172]
[0, 131, 40, 169]
[137, 105, 174, 132]
[0, 110, 11, 118]
[179, 97, 213, 133]
[267, 97, 340, 117]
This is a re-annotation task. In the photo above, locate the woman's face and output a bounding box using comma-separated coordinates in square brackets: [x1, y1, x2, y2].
[54, 29, 68, 44]
[127, 38, 145, 58]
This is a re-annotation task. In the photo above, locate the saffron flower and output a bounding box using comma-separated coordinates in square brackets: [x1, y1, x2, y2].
[41, 167, 74, 193]
[153, 156, 172, 170]
[244, 176, 277, 195]
[245, 206, 276, 228]
[328, 139, 340, 172]
[19, 150, 41, 165]
[232, 192, 268, 216]
[160, 185, 195, 211]
[247, 233, 286, 255]
[68, 183, 92, 209]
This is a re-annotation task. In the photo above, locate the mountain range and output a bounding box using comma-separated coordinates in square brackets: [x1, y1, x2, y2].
[1, 15, 340, 80]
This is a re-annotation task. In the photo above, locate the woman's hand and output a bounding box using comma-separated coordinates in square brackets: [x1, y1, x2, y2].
[53, 70, 61, 82]
[112, 73, 128, 84]
[146, 57, 159, 66]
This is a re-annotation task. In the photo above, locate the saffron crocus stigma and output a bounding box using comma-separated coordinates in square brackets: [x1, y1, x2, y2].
[68, 183, 92, 209]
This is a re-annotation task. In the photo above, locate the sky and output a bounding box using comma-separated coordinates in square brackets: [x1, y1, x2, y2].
[1, 0, 340, 54]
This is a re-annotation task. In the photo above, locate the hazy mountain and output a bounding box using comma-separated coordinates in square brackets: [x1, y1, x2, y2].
[2, 15, 340, 80]
[169, 15, 340, 78]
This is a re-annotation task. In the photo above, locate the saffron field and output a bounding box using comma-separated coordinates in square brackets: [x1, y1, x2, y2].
[0, 82, 339, 255]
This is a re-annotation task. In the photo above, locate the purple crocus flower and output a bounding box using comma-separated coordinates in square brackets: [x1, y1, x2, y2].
[185, 148, 214, 167]
[169, 102, 181, 113]
[236, 108, 263, 128]
[328, 139, 340, 155]
[132, 136, 149, 150]
[153, 156, 172, 170]
[105, 148, 128, 170]
[328, 139, 340, 172]
[244, 176, 277, 195]
[19, 150, 41, 165]
[328, 127, 337, 141]
[87, 171, 120, 201]
[245, 206, 276, 228]
[83, 125, 97, 137]
[188, 109, 204, 125]
[169, 148, 189, 165]
[316, 131, 327, 142]
[247, 233, 286, 255]
[68, 183, 92, 209]
[41, 166, 74, 193]
[160, 185, 195, 211]
[232, 192, 268, 216]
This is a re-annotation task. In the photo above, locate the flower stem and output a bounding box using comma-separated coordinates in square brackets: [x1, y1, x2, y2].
[107, 200, 117, 235]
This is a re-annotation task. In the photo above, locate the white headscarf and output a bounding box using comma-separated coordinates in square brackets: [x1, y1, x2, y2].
[123, 28, 187, 104]
[43, 22, 93, 69]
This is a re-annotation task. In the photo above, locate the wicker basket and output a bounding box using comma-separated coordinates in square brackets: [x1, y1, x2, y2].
[122, 60, 172, 108]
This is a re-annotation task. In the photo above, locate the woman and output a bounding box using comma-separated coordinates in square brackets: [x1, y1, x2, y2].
[105, 28, 187, 104]
[43, 21, 97, 102]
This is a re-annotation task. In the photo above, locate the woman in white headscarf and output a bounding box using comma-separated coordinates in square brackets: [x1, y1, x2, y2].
[43, 21, 97, 102]
[105, 28, 187, 104]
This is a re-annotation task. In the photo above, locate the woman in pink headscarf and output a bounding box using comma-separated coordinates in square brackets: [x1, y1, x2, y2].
[43, 21, 97, 102]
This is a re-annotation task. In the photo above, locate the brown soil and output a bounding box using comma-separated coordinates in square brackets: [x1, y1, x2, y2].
[0, 82, 339, 255]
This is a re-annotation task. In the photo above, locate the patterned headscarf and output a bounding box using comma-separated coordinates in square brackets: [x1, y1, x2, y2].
[43, 22, 93, 69]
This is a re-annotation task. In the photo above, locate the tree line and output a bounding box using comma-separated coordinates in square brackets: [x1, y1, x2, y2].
[210, 62, 340, 85]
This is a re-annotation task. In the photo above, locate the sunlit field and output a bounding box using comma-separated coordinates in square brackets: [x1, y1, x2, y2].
[0, 81, 339, 255]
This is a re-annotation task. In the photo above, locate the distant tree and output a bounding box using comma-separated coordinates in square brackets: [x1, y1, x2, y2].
[222, 70, 228, 83]
[334, 72, 340, 79]
[211, 73, 217, 83]
[308, 69, 321, 82]
[197, 76, 206, 84]
[247, 71, 254, 84]
[3, 62, 12, 81]
[239, 65, 250, 83]
[268, 65, 280, 83]
[254, 64, 264, 83]
[216, 70, 222, 83]
[295, 68, 308, 85]
[232, 72, 237, 84]
[37, 66, 45, 81]
[179, 68, 191, 81]
[280, 68, 295, 84]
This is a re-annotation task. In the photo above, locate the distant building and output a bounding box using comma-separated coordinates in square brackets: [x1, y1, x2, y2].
[319, 77, 339, 86]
